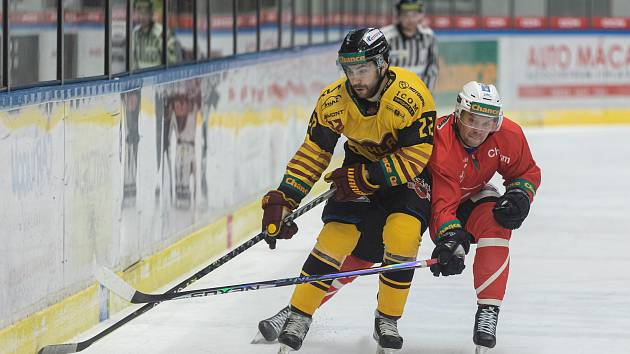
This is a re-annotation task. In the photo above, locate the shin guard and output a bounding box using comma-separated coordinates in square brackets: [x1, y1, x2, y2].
[290, 222, 360, 315]
[377, 213, 421, 318]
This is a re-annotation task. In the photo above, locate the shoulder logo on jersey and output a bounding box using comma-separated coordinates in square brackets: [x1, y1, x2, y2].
[437, 115, 450, 130]
[394, 91, 419, 116]
[407, 176, 431, 201]
[321, 95, 341, 110]
[398, 81, 409, 89]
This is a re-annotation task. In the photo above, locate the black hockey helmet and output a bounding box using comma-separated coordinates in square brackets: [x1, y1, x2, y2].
[337, 28, 390, 71]
[396, 0, 424, 13]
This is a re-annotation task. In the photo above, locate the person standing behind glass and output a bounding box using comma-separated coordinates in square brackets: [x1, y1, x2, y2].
[381, 0, 438, 91]
[133, 0, 182, 69]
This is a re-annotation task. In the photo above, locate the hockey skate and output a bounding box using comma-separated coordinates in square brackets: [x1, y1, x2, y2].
[473, 304, 500, 354]
[251, 306, 290, 344]
[277, 309, 312, 353]
[373, 311, 403, 354]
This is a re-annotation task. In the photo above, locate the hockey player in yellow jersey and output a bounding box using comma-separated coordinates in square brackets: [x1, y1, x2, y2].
[261, 28, 436, 353]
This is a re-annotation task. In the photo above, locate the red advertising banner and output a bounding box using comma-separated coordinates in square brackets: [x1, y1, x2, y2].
[482, 16, 511, 29]
[550, 17, 588, 29]
[453, 16, 480, 29]
[514, 17, 547, 29]
[428, 16, 452, 29]
[592, 17, 630, 29]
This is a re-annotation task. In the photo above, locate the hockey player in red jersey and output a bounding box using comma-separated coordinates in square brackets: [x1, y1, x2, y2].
[427, 81, 540, 353]
[255, 81, 541, 354]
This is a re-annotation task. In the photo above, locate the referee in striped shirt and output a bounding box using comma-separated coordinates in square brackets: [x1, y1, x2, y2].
[381, 0, 439, 91]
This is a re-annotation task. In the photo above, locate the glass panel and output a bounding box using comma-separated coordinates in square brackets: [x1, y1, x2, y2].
[432, 0, 452, 16]
[236, 0, 257, 54]
[549, 0, 587, 17]
[112, 0, 128, 74]
[355, 0, 367, 27]
[280, 0, 293, 48]
[514, 0, 546, 17]
[453, 0, 476, 15]
[210, 0, 234, 58]
[326, 0, 341, 42]
[261, 0, 279, 50]
[370, 0, 388, 28]
[9, 0, 57, 86]
[197, 0, 209, 59]
[481, 0, 510, 17]
[167, 0, 191, 64]
[612, 0, 630, 16]
[591, 0, 611, 17]
[132, 0, 165, 69]
[294, 0, 308, 46]
[311, 0, 324, 44]
[64, 0, 106, 79]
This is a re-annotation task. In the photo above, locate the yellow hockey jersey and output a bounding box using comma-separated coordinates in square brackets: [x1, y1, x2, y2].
[278, 66, 436, 204]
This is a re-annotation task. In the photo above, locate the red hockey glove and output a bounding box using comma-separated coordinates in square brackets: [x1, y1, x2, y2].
[262, 190, 298, 249]
[324, 164, 379, 202]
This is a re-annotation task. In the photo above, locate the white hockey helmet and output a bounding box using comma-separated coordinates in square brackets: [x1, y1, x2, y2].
[455, 81, 503, 132]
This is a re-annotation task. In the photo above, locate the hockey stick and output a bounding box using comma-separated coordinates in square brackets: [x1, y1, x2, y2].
[38, 188, 335, 354]
[98, 258, 438, 304]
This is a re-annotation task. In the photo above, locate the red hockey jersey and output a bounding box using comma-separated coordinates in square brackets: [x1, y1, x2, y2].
[428, 114, 541, 239]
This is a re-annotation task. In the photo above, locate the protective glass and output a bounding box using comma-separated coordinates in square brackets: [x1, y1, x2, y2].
[459, 110, 501, 132]
[337, 60, 378, 81]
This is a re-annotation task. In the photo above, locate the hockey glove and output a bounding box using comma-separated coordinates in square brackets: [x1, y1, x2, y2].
[324, 164, 379, 202]
[430, 228, 472, 277]
[492, 188, 531, 230]
[262, 190, 298, 249]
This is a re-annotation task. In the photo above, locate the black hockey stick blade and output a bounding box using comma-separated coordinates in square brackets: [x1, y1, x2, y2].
[102, 258, 438, 304]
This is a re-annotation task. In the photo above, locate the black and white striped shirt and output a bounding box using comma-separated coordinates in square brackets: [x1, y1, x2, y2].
[381, 24, 439, 91]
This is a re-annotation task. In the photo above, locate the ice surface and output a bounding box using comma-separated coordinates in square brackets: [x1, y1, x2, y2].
[77, 126, 630, 353]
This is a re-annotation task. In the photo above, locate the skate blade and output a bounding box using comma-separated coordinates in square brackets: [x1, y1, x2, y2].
[251, 330, 276, 344]
[475, 345, 490, 354]
[376, 345, 400, 354]
[278, 344, 295, 353]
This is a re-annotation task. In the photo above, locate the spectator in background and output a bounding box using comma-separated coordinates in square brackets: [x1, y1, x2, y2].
[381, 0, 439, 91]
[133, 0, 182, 69]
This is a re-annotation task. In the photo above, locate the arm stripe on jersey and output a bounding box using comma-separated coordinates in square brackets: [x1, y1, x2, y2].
[295, 150, 328, 170]
[286, 166, 318, 184]
[288, 158, 320, 177]
[393, 154, 413, 182]
[397, 149, 428, 171]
